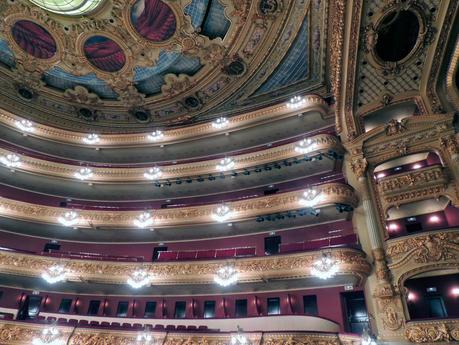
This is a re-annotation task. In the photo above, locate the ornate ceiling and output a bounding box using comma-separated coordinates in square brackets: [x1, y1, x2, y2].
[0, 0, 327, 131]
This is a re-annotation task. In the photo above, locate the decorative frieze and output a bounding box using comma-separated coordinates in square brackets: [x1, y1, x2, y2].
[406, 319, 459, 343]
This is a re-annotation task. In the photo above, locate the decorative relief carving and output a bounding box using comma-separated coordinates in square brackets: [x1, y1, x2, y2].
[406, 319, 459, 343]
[0, 248, 370, 286]
[385, 119, 406, 136]
[64, 86, 101, 105]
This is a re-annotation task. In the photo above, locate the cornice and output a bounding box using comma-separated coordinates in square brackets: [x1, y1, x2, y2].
[0, 247, 370, 286]
[0, 95, 329, 147]
[0, 321, 362, 345]
[0, 182, 357, 228]
[0, 133, 342, 183]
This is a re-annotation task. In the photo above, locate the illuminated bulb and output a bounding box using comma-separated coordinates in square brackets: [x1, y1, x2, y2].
[32, 327, 64, 345]
[211, 204, 232, 222]
[451, 287, 459, 297]
[41, 265, 67, 284]
[407, 292, 416, 301]
[231, 327, 248, 345]
[134, 212, 154, 228]
[212, 117, 229, 129]
[74, 167, 93, 181]
[144, 167, 162, 180]
[311, 252, 339, 280]
[287, 96, 306, 109]
[299, 188, 323, 208]
[16, 119, 35, 133]
[83, 133, 99, 144]
[148, 130, 164, 142]
[127, 269, 151, 289]
[376, 173, 386, 179]
[429, 215, 440, 223]
[214, 265, 238, 287]
[0, 153, 21, 168]
[412, 163, 422, 169]
[136, 331, 153, 344]
[387, 223, 399, 231]
[216, 157, 235, 172]
[294, 138, 316, 154]
[57, 210, 79, 227]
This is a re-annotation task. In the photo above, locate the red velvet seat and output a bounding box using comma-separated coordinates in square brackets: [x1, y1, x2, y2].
[215, 248, 236, 258]
[68, 319, 78, 326]
[176, 325, 187, 330]
[78, 320, 89, 326]
[47, 317, 56, 322]
[235, 247, 256, 257]
[89, 321, 99, 326]
[177, 251, 197, 260]
[154, 324, 165, 330]
[133, 323, 143, 329]
[157, 251, 178, 261]
[100, 321, 110, 327]
[111, 322, 121, 327]
[165, 325, 176, 330]
[196, 249, 216, 259]
[57, 318, 67, 324]
[122, 323, 132, 328]
[187, 325, 197, 330]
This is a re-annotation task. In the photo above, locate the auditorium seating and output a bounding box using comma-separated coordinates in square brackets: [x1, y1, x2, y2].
[156, 246, 257, 261]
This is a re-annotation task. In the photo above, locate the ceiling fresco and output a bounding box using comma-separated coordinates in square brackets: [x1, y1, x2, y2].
[0, 0, 327, 131]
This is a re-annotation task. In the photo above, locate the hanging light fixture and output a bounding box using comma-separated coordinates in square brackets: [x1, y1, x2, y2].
[133, 212, 154, 228]
[127, 269, 151, 289]
[294, 138, 316, 154]
[144, 167, 162, 180]
[148, 130, 164, 142]
[287, 96, 306, 109]
[211, 204, 232, 222]
[74, 167, 93, 181]
[231, 326, 248, 345]
[361, 327, 378, 345]
[136, 328, 153, 344]
[212, 117, 229, 129]
[214, 265, 238, 287]
[16, 119, 35, 133]
[83, 133, 100, 145]
[32, 326, 64, 345]
[57, 210, 80, 227]
[0, 153, 21, 168]
[41, 264, 67, 284]
[299, 188, 323, 208]
[216, 157, 235, 172]
[311, 251, 339, 280]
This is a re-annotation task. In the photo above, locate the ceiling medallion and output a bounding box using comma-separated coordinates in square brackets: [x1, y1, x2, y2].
[214, 265, 238, 287]
[130, 0, 177, 42]
[28, 0, 105, 16]
[11, 20, 57, 59]
[310, 252, 339, 280]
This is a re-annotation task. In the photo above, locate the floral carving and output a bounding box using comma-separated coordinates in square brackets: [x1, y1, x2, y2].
[64, 86, 101, 105]
[406, 320, 459, 343]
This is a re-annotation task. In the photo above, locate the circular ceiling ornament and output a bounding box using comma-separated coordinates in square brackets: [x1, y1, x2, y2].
[130, 0, 177, 42]
[83, 36, 126, 73]
[27, 0, 105, 16]
[11, 20, 57, 59]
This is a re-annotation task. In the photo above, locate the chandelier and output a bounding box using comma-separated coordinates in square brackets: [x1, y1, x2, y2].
[311, 252, 339, 280]
[299, 188, 323, 208]
[148, 130, 164, 142]
[57, 210, 80, 227]
[286, 96, 306, 109]
[212, 117, 229, 129]
[214, 265, 238, 287]
[231, 326, 249, 345]
[16, 119, 35, 133]
[216, 157, 235, 172]
[74, 167, 93, 181]
[127, 269, 151, 289]
[361, 327, 378, 345]
[83, 133, 100, 144]
[144, 167, 162, 180]
[136, 328, 153, 344]
[211, 204, 232, 222]
[41, 264, 67, 284]
[294, 138, 316, 154]
[32, 326, 64, 345]
[0, 153, 21, 168]
[133, 212, 154, 228]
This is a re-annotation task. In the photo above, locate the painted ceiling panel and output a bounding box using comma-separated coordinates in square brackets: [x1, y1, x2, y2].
[0, 40, 15, 68]
[201, 0, 231, 39]
[184, 0, 210, 30]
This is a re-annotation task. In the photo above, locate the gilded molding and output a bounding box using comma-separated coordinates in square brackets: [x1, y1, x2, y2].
[0, 182, 357, 228]
[445, 37, 459, 110]
[0, 95, 329, 147]
[0, 133, 343, 182]
[0, 247, 371, 286]
[406, 319, 459, 343]
[0, 320, 363, 345]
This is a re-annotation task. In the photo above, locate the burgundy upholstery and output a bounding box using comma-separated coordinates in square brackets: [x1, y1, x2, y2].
[196, 249, 216, 259]
[215, 248, 236, 258]
[235, 247, 256, 257]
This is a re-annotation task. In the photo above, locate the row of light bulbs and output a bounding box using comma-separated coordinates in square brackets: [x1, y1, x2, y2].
[51, 188, 322, 229]
[0, 138, 317, 181]
[41, 250, 339, 288]
[13, 96, 306, 145]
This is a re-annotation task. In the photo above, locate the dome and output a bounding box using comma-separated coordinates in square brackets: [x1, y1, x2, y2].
[27, 0, 104, 15]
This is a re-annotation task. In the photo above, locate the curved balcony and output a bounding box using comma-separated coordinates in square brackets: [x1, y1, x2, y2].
[0, 247, 370, 294]
[0, 183, 357, 229]
[0, 320, 361, 345]
[405, 318, 459, 343]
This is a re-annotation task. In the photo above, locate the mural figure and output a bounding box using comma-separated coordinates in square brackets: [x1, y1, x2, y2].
[11, 20, 57, 59]
[83, 36, 126, 73]
[131, 0, 176, 42]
